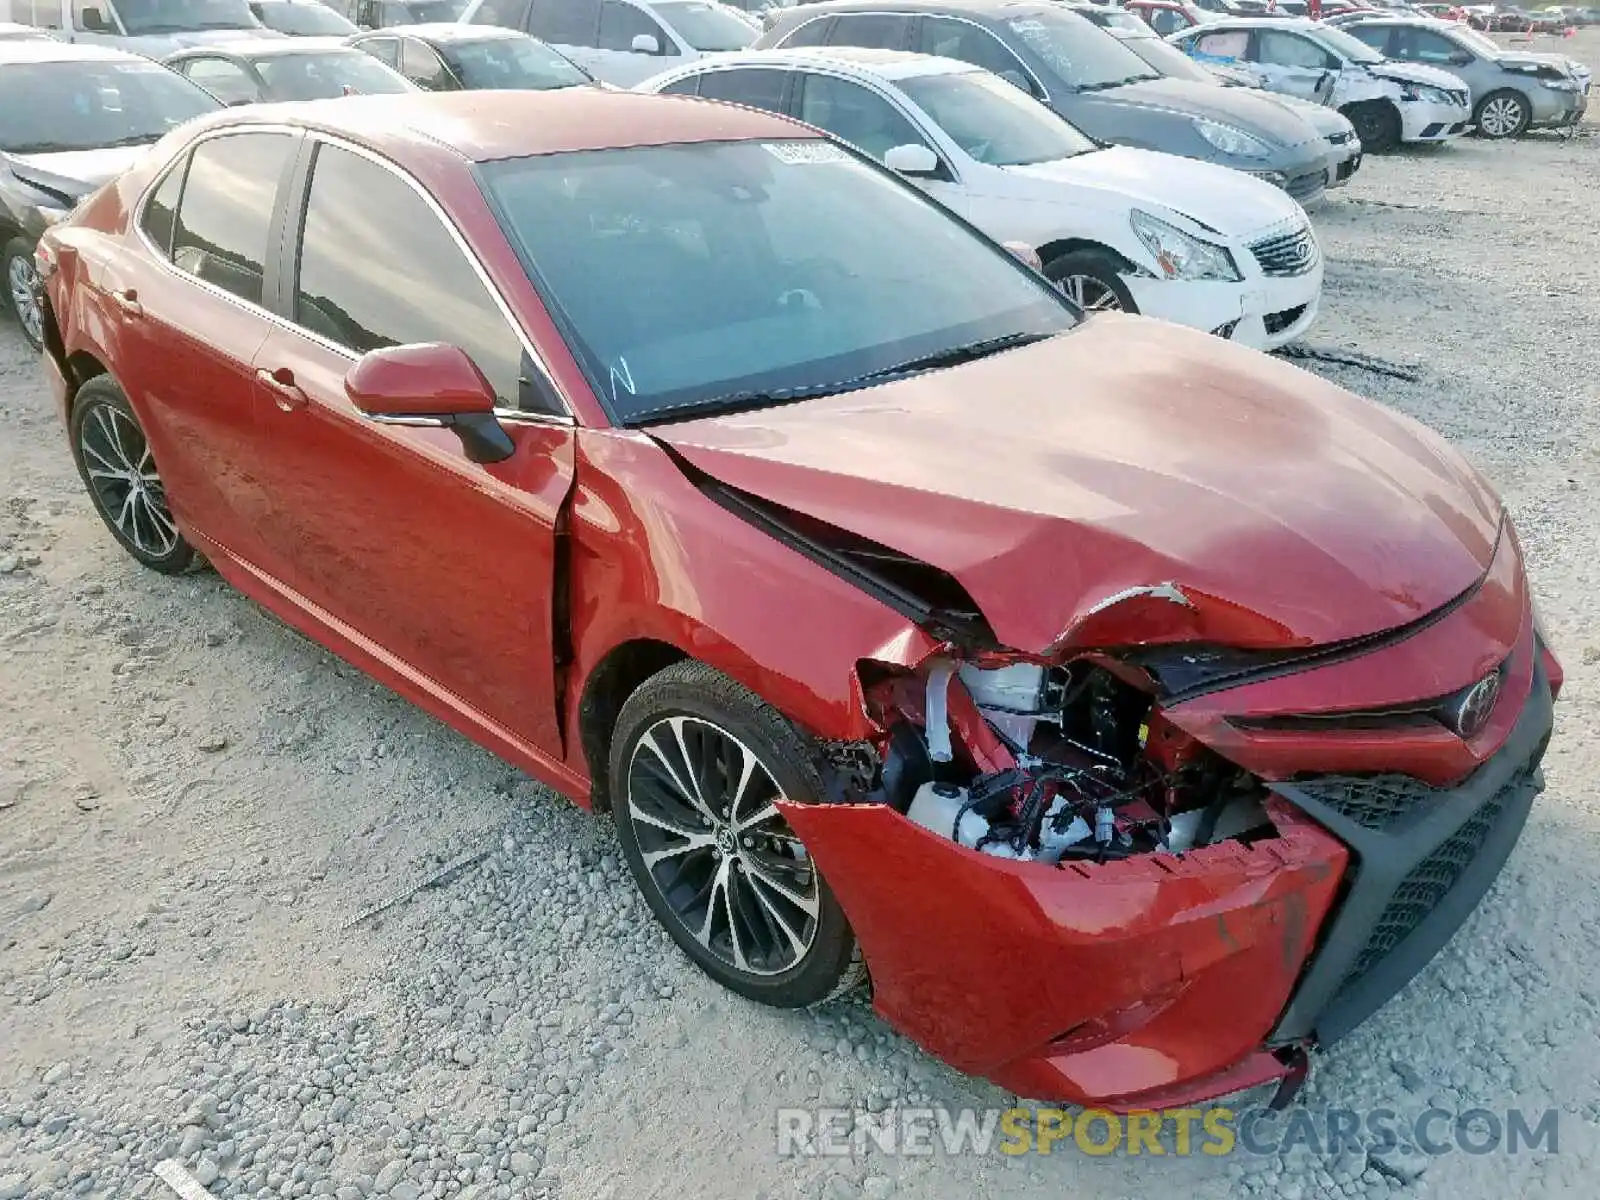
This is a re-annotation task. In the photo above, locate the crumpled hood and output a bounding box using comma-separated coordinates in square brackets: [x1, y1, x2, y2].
[1102, 75, 1323, 147]
[652, 315, 1502, 656]
[1497, 51, 1585, 77]
[1366, 61, 1468, 91]
[1005, 146, 1302, 237]
[5, 146, 148, 199]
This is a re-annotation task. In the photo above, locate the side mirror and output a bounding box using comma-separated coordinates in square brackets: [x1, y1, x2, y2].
[883, 142, 940, 176]
[1450, 51, 1475, 64]
[80, 6, 111, 30]
[631, 33, 660, 53]
[345, 343, 513, 464]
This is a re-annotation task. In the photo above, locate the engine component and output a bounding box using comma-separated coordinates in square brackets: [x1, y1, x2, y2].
[925, 659, 956, 763]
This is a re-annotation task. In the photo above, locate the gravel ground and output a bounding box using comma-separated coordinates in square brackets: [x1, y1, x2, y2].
[3, 31, 1600, 1200]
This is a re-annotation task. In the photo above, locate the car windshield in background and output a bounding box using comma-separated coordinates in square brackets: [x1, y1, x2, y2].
[256, 49, 413, 96]
[0, 60, 219, 153]
[1456, 25, 1500, 52]
[481, 140, 1075, 423]
[899, 70, 1099, 166]
[1312, 25, 1386, 63]
[254, 3, 356, 33]
[448, 37, 591, 88]
[655, 0, 757, 50]
[115, 0, 258, 33]
[406, 0, 466, 20]
[1004, 11, 1162, 90]
[1113, 29, 1216, 81]
[1091, 9, 1149, 33]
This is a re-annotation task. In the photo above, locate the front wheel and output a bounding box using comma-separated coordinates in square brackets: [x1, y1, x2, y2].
[1475, 90, 1531, 139]
[609, 660, 861, 1008]
[1042, 250, 1137, 315]
[1341, 102, 1402, 153]
[4, 236, 43, 351]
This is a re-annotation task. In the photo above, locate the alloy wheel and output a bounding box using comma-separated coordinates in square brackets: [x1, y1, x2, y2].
[1057, 274, 1124, 312]
[625, 715, 820, 977]
[7, 253, 42, 348]
[1479, 96, 1526, 137]
[77, 403, 181, 560]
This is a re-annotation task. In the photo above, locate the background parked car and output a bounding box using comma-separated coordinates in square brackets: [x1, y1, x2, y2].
[0, 39, 220, 348]
[0, 17, 53, 36]
[248, 0, 360, 35]
[1171, 17, 1472, 148]
[757, 1, 1334, 203]
[1341, 15, 1588, 132]
[458, 0, 757, 85]
[1124, 0, 1213, 35]
[642, 47, 1324, 344]
[1079, 6, 1363, 185]
[165, 36, 415, 100]
[348, 21, 598, 87]
[6, 0, 289, 54]
[327, 0, 464, 28]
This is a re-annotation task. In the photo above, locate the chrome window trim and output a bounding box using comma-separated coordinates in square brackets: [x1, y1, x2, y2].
[129, 122, 577, 428]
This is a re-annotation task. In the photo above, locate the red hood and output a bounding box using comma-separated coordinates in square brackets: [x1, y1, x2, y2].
[651, 315, 1503, 656]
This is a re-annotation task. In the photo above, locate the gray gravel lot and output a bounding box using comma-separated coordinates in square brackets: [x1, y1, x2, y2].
[2, 32, 1599, 1200]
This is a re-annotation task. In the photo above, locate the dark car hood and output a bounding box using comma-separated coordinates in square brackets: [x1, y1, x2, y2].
[5, 146, 148, 201]
[651, 315, 1502, 657]
[1086, 75, 1323, 147]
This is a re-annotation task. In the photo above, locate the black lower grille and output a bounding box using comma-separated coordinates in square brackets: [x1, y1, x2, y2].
[1286, 174, 1326, 203]
[1263, 305, 1307, 335]
[1291, 774, 1430, 831]
[1420, 122, 1444, 138]
[1336, 157, 1359, 182]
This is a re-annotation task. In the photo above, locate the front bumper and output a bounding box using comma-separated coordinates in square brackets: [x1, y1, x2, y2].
[1324, 137, 1362, 189]
[1126, 258, 1322, 353]
[1527, 83, 1588, 128]
[1399, 98, 1473, 142]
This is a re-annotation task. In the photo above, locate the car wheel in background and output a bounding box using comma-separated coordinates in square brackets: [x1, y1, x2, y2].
[1043, 249, 1137, 314]
[1475, 90, 1531, 138]
[69, 376, 198, 575]
[4, 237, 44, 352]
[610, 660, 863, 1008]
[1341, 101, 1402, 152]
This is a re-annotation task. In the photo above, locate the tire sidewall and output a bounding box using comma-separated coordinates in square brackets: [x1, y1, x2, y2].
[69, 377, 196, 575]
[1344, 103, 1401, 152]
[608, 662, 858, 1008]
[1475, 90, 1530, 139]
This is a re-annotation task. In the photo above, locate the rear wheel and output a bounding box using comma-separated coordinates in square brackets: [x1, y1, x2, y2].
[4, 236, 43, 351]
[69, 377, 197, 575]
[1042, 250, 1137, 315]
[1341, 102, 1402, 153]
[1475, 90, 1531, 139]
[610, 660, 861, 1008]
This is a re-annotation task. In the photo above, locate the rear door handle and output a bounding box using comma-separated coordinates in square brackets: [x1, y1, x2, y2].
[111, 288, 141, 317]
[256, 367, 307, 412]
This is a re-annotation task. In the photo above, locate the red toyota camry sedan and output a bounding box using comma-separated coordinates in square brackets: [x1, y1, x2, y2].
[37, 90, 1560, 1110]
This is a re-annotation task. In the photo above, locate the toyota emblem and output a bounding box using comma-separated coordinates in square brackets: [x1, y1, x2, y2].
[1449, 671, 1502, 739]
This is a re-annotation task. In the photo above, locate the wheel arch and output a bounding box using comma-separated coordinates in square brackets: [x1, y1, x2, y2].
[576, 637, 689, 812]
[1036, 237, 1141, 277]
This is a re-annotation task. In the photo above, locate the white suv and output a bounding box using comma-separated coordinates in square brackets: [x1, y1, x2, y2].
[458, 0, 754, 84]
[642, 47, 1322, 349]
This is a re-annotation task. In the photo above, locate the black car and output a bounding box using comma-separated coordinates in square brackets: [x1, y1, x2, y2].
[164, 37, 415, 103]
[346, 22, 597, 89]
[248, 0, 361, 34]
[756, 0, 1332, 203]
[0, 40, 219, 350]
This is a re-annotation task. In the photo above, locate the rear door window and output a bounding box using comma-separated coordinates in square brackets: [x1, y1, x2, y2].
[171, 132, 296, 306]
[695, 66, 788, 112]
[527, 0, 600, 43]
[827, 12, 908, 49]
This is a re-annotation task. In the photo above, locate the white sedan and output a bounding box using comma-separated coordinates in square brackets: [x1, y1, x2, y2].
[641, 47, 1322, 350]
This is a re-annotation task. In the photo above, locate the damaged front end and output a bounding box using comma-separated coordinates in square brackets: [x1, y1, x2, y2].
[785, 631, 1351, 1112]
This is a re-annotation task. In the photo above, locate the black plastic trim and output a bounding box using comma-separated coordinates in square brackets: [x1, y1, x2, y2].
[1267, 661, 1553, 1045]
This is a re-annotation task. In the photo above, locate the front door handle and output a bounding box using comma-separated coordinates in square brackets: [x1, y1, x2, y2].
[257, 367, 307, 412]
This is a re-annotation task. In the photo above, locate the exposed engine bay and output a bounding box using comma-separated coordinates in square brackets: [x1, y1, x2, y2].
[847, 657, 1275, 864]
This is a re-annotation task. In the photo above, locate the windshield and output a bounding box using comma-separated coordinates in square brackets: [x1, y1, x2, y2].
[0, 60, 219, 153]
[1310, 25, 1386, 62]
[1088, 9, 1150, 33]
[481, 141, 1075, 424]
[252, 2, 356, 33]
[899, 70, 1097, 166]
[1454, 25, 1499, 52]
[447, 35, 592, 88]
[1005, 11, 1162, 90]
[1111, 29, 1216, 81]
[406, 0, 465, 19]
[114, 0, 258, 33]
[653, 0, 756, 50]
[257, 49, 412, 97]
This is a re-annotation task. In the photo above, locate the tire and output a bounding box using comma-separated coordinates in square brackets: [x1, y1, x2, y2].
[69, 376, 197, 575]
[4, 236, 43, 352]
[1474, 89, 1531, 140]
[1041, 249, 1138, 315]
[609, 659, 862, 1008]
[1342, 102, 1402, 153]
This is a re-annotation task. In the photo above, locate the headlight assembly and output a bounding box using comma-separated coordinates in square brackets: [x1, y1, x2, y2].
[1129, 209, 1241, 283]
[1194, 118, 1274, 160]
